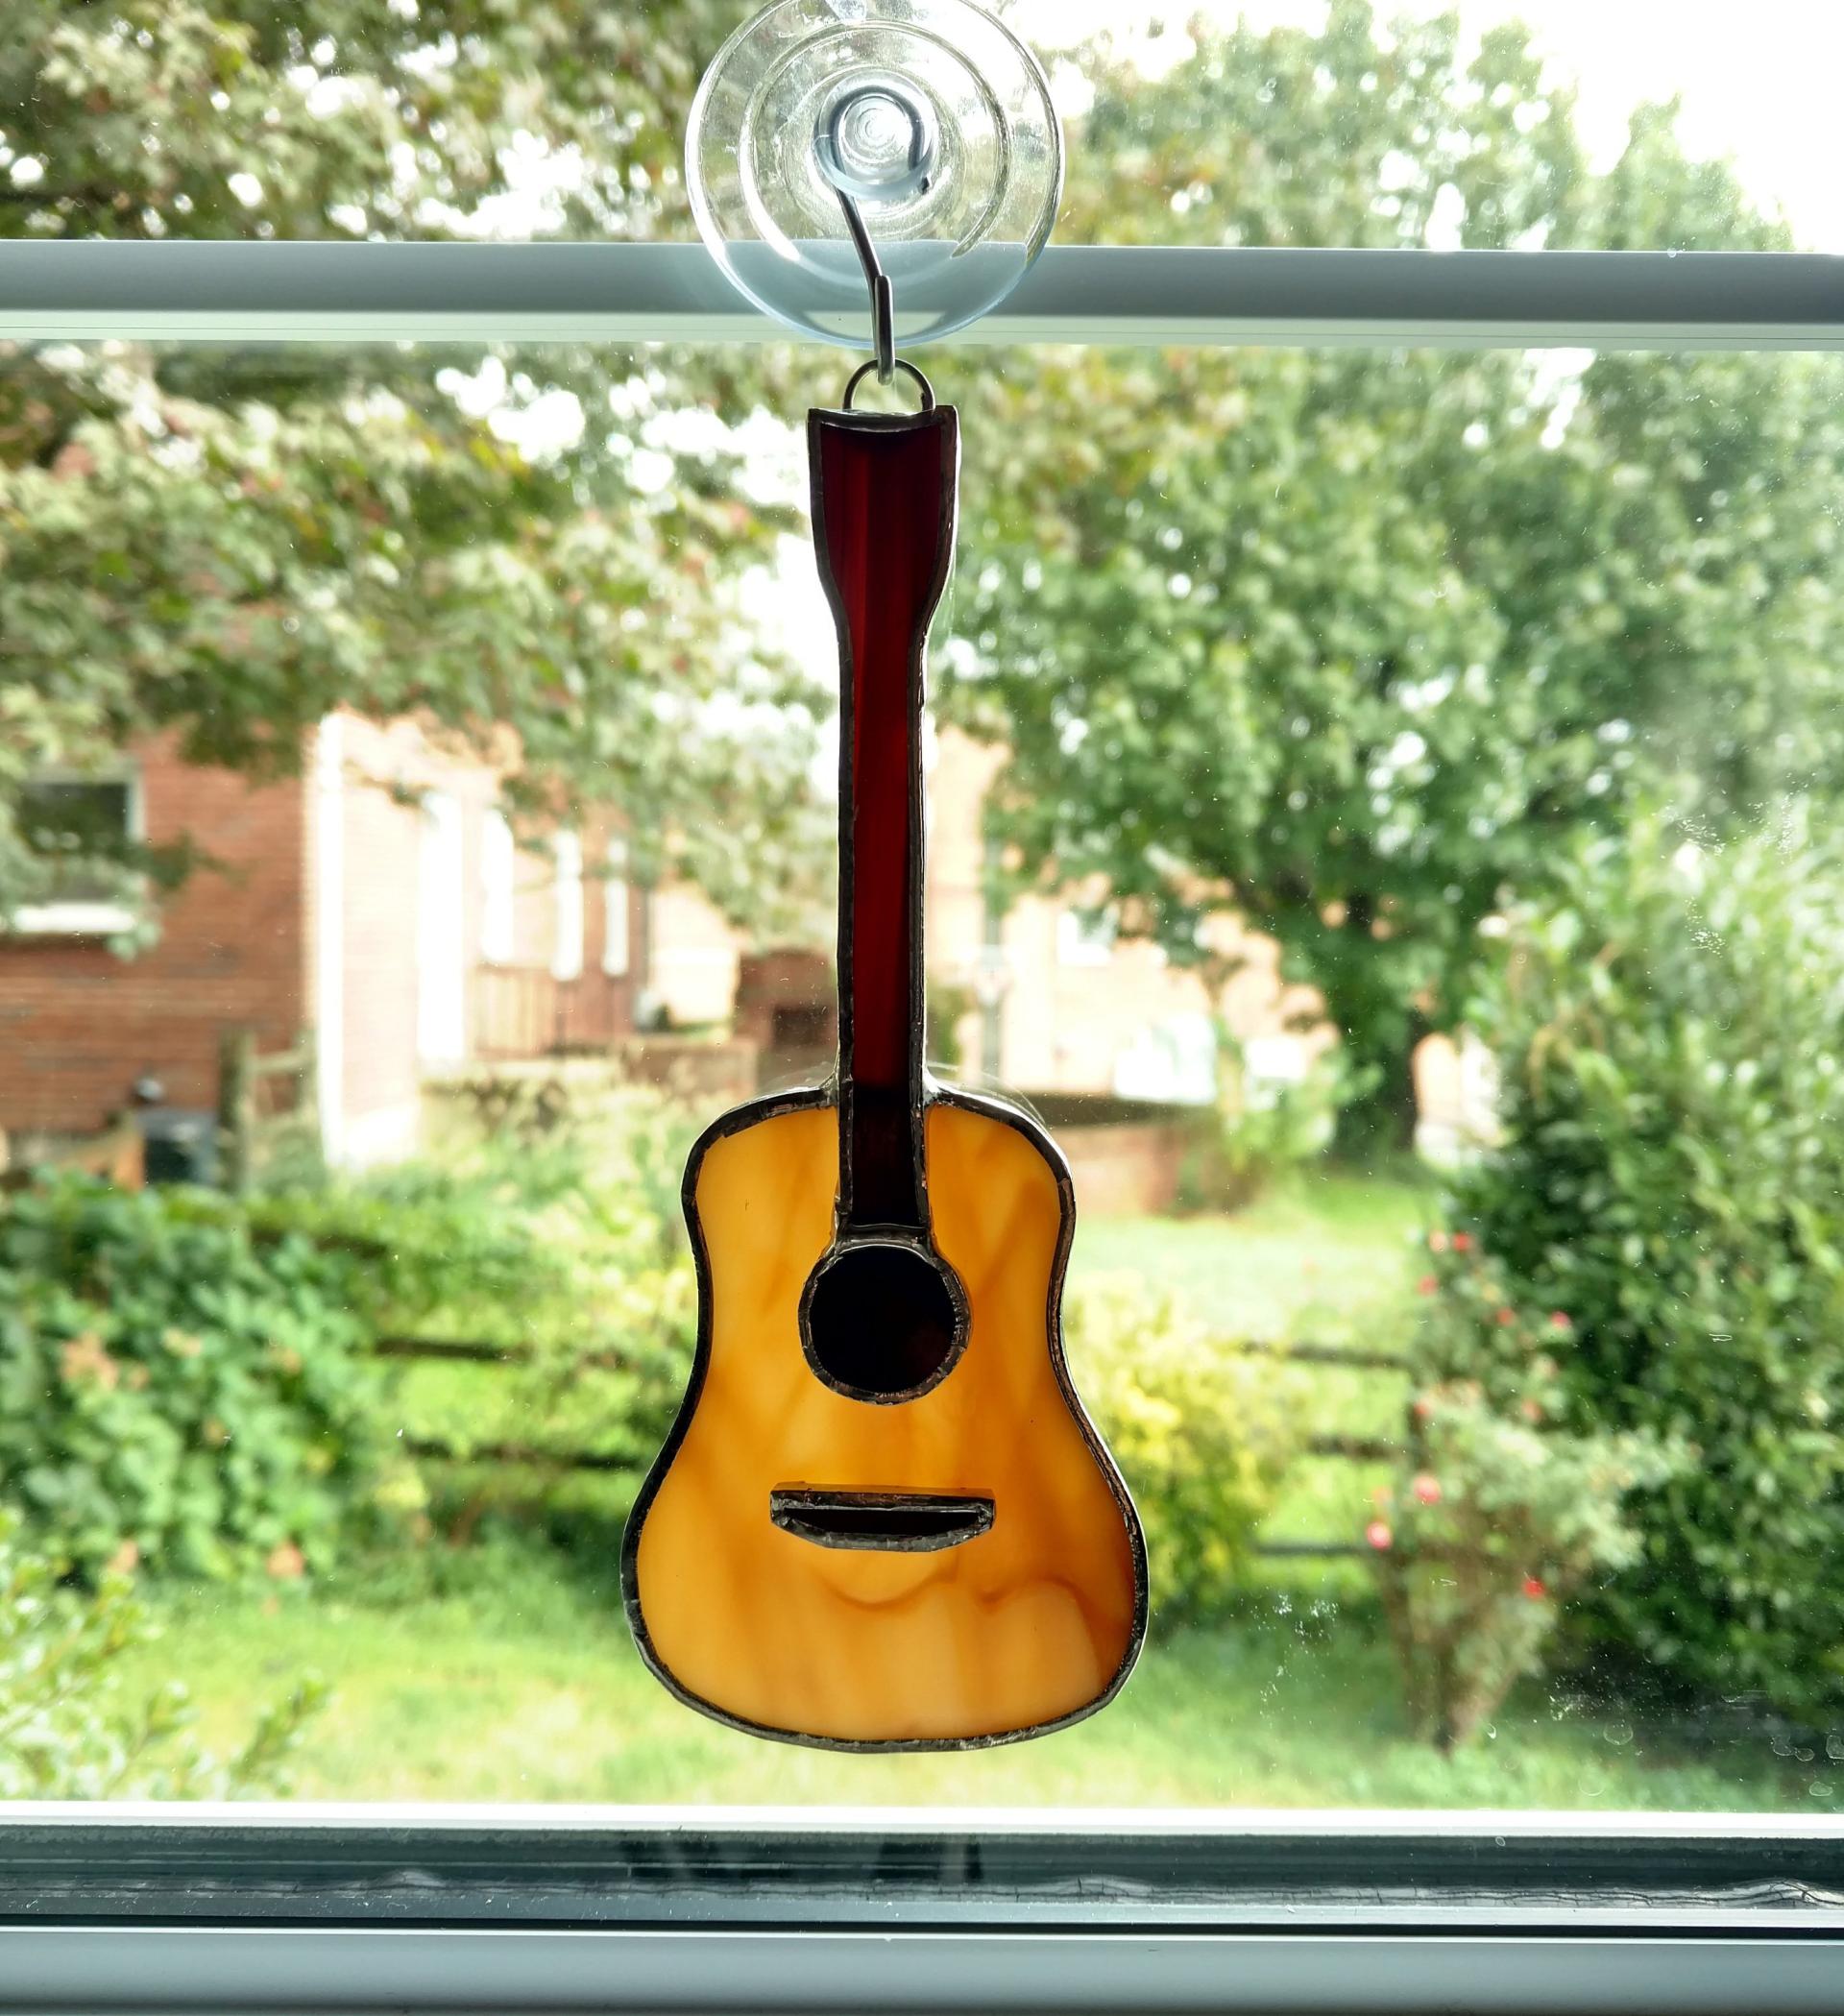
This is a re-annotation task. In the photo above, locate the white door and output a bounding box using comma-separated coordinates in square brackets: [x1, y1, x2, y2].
[417, 791, 468, 1065]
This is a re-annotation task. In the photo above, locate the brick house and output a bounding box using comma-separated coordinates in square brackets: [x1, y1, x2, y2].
[0, 713, 658, 1164]
[925, 729, 1327, 1103]
[0, 715, 1359, 1178]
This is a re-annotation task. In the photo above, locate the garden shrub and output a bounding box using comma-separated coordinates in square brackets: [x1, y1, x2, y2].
[252, 1090, 701, 1500]
[0, 1505, 324, 1798]
[1446, 809, 1844, 1716]
[1066, 1275, 1303, 1622]
[1368, 1242, 1677, 1749]
[0, 1176, 395, 1578]
[473, 1098, 699, 1486]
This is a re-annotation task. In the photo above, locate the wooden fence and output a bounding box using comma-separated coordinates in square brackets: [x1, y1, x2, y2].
[1, 1115, 145, 1191]
[217, 1028, 318, 1194]
[378, 1327, 1409, 1560]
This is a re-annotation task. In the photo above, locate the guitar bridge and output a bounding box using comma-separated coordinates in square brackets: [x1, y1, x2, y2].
[769, 1488, 995, 1553]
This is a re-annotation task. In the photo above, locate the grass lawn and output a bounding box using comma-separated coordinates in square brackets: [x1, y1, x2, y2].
[1074, 1172, 1429, 1564]
[1071, 1168, 1431, 1342]
[120, 1166, 1806, 1813]
[123, 1538, 1808, 1810]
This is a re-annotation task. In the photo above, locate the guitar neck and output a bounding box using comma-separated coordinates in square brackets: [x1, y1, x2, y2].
[810, 401, 959, 1235]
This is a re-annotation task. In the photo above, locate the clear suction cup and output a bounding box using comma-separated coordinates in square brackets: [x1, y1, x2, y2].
[686, 0, 1063, 352]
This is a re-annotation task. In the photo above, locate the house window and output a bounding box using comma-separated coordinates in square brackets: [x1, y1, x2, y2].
[480, 808, 516, 965]
[603, 837, 630, 978]
[1056, 904, 1115, 967]
[550, 830, 584, 982]
[10, 772, 141, 935]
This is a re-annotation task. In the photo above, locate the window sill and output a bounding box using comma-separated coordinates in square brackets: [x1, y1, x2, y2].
[8, 901, 137, 938]
[0, 1806, 1840, 2012]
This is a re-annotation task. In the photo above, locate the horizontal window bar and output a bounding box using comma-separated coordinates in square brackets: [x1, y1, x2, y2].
[3, 1926, 1843, 2014]
[2, 242, 1843, 350]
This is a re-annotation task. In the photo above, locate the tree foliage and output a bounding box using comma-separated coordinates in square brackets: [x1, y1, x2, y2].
[946, 1, 1844, 1142]
[1, 0, 827, 933]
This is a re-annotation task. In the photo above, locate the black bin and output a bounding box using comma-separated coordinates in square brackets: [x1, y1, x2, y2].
[134, 1108, 220, 1186]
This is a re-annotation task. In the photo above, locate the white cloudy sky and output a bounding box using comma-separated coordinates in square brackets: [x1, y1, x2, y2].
[1010, 0, 1844, 251]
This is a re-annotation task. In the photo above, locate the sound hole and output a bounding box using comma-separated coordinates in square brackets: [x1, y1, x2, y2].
[802, 1240, 963, 1399]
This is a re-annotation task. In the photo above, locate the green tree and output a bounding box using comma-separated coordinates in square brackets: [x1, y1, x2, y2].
[0, 0, 826, 933]
[947, 2, 1844, 1147]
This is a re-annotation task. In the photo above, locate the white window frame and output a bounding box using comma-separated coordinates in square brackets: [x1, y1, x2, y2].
[1, 1804, 1840, 2010]
[4, 242, 1843, 352]
[8, 235, 1844, 2013]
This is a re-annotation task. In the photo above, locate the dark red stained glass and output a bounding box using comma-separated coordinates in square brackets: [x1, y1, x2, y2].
[811, 405, 959, 1230]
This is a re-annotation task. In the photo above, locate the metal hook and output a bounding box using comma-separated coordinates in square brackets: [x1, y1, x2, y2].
[834, 187, 896, 385]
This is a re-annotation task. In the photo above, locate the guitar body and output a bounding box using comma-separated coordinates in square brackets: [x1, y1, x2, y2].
[622, 393, 1147, 1748]
[623, 1085, 1145, 1748]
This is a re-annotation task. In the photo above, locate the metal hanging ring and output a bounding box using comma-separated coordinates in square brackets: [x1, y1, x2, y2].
[841, 357, 934, 412]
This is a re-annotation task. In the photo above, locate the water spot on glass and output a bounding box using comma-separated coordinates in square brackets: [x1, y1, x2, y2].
[1605, 1719, 1635, 1747]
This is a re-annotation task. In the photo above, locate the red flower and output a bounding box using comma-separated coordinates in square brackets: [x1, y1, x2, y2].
[1451, 1231, 1474, 1254]
[1417, 1274, 1439, 1296]
[1366, 1520, 1394, 1551]
[1412, 1472, 1442, 1506]
[1522, 1576, 1547, 1600]
[1427, 1229, 1449, 1253]
[1495, 1306, 1516, 1327]
[1412, 1395, 1435, 1421]
[1521, 1397, 1543, 1422]
[1548, 1311, 1572, 1331]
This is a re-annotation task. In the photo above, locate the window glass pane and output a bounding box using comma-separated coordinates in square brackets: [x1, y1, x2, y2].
[4, 328, 1842, 1822]
[4, 3, 1835, 252]
[17, 779, 133, 855]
